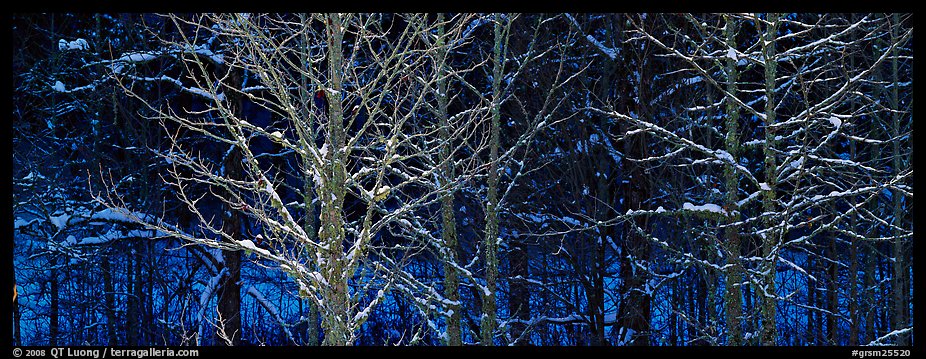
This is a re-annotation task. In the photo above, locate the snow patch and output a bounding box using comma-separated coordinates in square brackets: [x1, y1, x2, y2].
[715, 149, 734, 163]
[237, 239, 271, 257]
[58, 38, 89, 51]
[726, 47, 738, 60]
[306, 271, 328, 287]
[682, 202, 726, 215]
[91, 208, 148, 223]
[14, 218, 37, 229]
[51, 81, 67, 92]
[118, 52, 158, 64]
[50, 213, 70, 230]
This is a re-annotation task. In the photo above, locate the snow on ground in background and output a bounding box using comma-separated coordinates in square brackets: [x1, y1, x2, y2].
[49, 213, 70, 230]
[14, 218, 37, 229]
[59, 38, 89, 51]
[90, 208, 148, 223]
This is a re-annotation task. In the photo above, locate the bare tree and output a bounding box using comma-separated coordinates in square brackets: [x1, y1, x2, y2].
[97, 13, 501, 345]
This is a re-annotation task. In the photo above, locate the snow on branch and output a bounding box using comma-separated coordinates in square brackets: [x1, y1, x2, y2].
[866, 328, 913, 346]
[564, 13, 617, 61]
[247, 286, 295, 344]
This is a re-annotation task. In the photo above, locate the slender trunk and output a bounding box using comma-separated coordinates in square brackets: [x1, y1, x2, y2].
[591, 154, 609, 346]
[888, 13, 909, 346]
[134, 248, 145, 343]
[102, 258, 117, 345]
[743, 282, 754, 342]
[481, 13, 505, 346]
[14, 291, 22, 345]
[759, 13, 780, 346]
[806, 255, 815, 345]
[319, 13, 350, 346]
[434, 13, 463, 346]
[295, 14, 319, 346]
[303, 185, 320, 346]
[295, 12, 320, 347]
[47, 16, 59, 348]
[581, 124, 609, 346]
[218, 191, 242, 346]
[591, 241, 606, 346]
[848, 210, 859, 345]
[848, 239, 859, 344]
[508, 241, 530, 345]
[827, 234, 839, 344]
[126, 256, 139, 345]
[863, 244, 875, 343]
[815, 260, 824, 344]
[847, 37, 860, 345]
[878, 258, 889, 336]
[621, 174, 652, 346]
[302, 167, 320, 346]
[49, 270, 59, 346]
[722, 14, 743, 346]
[13, 276, 21, 345]
[620, 17, 652, 345]
[670, 282, 679, 346]
[863, 80, 882, 344]
[588, 19, 619, 346]
[694, 257, 711, 345]
[145, 243, 154, 344]
[217, 60, 246, 348]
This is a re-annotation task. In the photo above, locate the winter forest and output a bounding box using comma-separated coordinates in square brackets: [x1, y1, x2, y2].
[12, 13, 913, 347]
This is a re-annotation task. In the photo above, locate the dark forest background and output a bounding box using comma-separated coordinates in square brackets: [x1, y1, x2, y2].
[12, 13, 912, 346]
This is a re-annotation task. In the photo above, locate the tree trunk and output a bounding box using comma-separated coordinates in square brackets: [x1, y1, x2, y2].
[827, 233, 839, 344]
[218, 189, 242, 346]
[847, 35, 860, 345]
[13, 278, 21, 345]
[863, 246, 875, 344]
[318, 13, 350, 346]
[296, 12, 320, 347]
[50, 271, 59, 346]
[435, 13, 463, 346]
[216, 53, 246, 347]
[102, 257, 117, 345]
[862, 78, 882, 344]
[619, 17, 652, 345]
[888, 13, 909, 347]
[126, 255, 139, 345]
[759, 13, 780, 346]
[588, 17, 619, 346]
[722, 14, 743, 346]
[508, 241, 530, 345]
[806, 255, 815, 346]
[480, 13, 506, 346]
[589, 146, 610, 346]
[670, 281, 679, 345]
